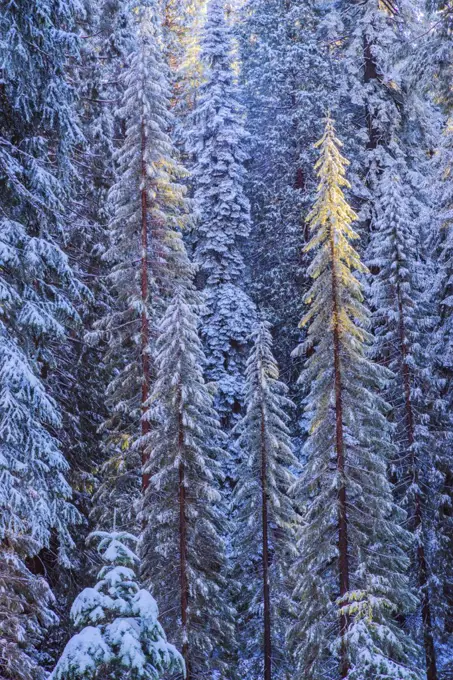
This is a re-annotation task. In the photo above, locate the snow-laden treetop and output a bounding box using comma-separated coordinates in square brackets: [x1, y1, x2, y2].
[51, 531, 185, 680]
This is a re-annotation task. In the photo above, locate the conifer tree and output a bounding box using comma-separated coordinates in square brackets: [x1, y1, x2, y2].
[140, 287, 235, 679]
[75, 0, 140, 530]
[342, 3, 428, 244]
[417, 0, 453, 114]
[238, 0, 334, 377]
[0, 549, 58, 680]
[289, 117, 421, 680]
[368, 162, 451, 680]
[338, 4, 445, 676]
[42, 0, 129, 651]
[160, 0, 206, 115]
[232, 321, 299, 680]
[90, 2, 191, 531]
[0, 2, 86, 675]
[50, 531, 184, 680]
[430, 115, 453, 665]
[186, 0, 256, 433]
[338, 0, 435, 244]
[432, 119, 453, 413]
[77, 0, 146, 537]
[341, 0, 404, 160]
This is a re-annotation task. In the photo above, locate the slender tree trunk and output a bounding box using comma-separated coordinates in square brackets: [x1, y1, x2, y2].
[140, 118, 151, 492]
[260, 401, 272, 680]
[363, 36, 380, 152]
[396, 285, 438, 680]
[178, 385, 190, 679]
[330, 231, 350, 679]
[362, 33, 385, 248]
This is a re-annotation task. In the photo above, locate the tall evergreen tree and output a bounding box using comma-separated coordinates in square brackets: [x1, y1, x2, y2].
[432, 119, 453, 415]
[90, 1, 191, 531]
[186, 0, 256, 434]
[0, 1, 86, 675]
[140, 288, 235, 679]
[430, 116, 453, 669]
[337, 4, 444, 674]
[368, 162, 451, 680]
[232, 321, 299, 680]
[340, 0, 404, 162]
[41, 0, 134, 653]
[289, 117, 421, 680]
[50, 531, 184, 680]
[238, 0, 334, 379]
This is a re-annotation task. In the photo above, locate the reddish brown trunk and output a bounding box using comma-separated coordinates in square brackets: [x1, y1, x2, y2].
[294, 166, 305, 191]
[330, 233, 350, 679]
[140, 119, 151, 492]
[363, 36, 380, 152]
[178, 389, 190, 679]
[260, 404, 272, 680]
[396, 287, 438, 680]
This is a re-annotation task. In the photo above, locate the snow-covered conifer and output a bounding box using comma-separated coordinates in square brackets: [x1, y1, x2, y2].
[232, 321, 299, 680]
[50, 531, 184, 680]
[337, 4, 446, 675]
[368, 162, 451, 679]
[0, 0, 83, 547]
[186, 0, 256, 433]
[0, 2, 86, 675]
[416, 0, 453, 114]
[429, 115, 453, 665]
[341, 0, 405, 164]
[238, 0, 334, 376]
[289, 117, 421, 680]
[141, 287, 235, 679]
[160, 0, 206, 115]
[0, 547, 58, 680]
[432, 119, 453, 412]
[91, 2, 192, 530]
[338, 0, 438, 239]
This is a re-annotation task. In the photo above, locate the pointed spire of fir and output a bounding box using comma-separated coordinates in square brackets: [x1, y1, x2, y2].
[289, 116, 421, 680]
[91, 1, 192, 531]
[140, 285, 235, 679]
[50, 531, 184, 680]
[232, 320, 299, 680]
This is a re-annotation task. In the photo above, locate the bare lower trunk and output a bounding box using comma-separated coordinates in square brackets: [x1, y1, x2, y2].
[330, 234, 350, 679]
[397, 286, 437, 680]
[178, 388, 190, 679]
[363, 36, 380, 152]
[140, 119, 151, 492]
[260, 404, 272, 680]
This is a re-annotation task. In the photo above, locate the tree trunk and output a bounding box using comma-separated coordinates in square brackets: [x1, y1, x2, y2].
[260, 402, 272, 680]
[363, 36, 380, 152]
[396, 285, 438, 680]
[178, 386, 190, 679]
[330, 232, 350, 679]
[140, 118, 151, 492]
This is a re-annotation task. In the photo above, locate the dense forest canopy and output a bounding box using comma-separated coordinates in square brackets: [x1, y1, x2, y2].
[0, 0, 452, 679]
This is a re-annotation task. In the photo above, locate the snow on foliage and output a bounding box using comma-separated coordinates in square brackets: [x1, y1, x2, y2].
[232, 321, 299, 679]
[289, 118, 421, 680]
[186, 0, 256, 433]
[141, 287, 235, 678]
[90, 2, 192, 532]
[51, 531, 184, 680]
